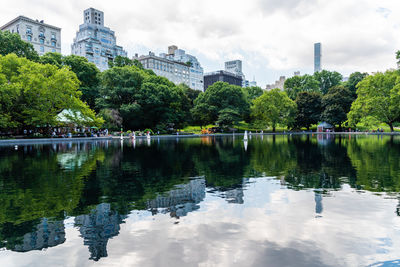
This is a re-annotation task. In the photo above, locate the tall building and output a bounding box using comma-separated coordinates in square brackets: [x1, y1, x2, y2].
[314, 42, 321, 73]
[71, 8, 127, 71]
[137, 52, 190, 86]
[225, 60, 247, 87]
[203, 70, 243, 90]
[1, 16, 61, 56]
[164, 45, 204, 91]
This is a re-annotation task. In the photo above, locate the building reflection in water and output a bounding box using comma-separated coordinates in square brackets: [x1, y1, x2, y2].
[220, 178, 249, 204]
[314, 192, 323, 214]
[74, 203, 127, 261]
[13, 218, 65, 252]
[146, 178, 206, 218]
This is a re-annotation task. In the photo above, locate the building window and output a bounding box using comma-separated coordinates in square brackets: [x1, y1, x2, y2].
[51, 40, 56, 47]
[40, 46, 44, 52]
[52, 49, 56, 52]
[40, 38, 44, 44]
[51, 33, 55, 39]
[27, 35, 32, 41]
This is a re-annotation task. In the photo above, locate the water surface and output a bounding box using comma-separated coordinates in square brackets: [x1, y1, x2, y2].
[0, 135, 399, 266]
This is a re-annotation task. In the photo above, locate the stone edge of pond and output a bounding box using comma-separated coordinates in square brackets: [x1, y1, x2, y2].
[0, 132, 398, 146]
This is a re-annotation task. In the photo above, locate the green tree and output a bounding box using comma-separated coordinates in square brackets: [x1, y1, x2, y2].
[109, 55, 144, 69]
[39, 53, 101, 110]
[348, 70, 400, 132]
[321, 85, 353, 129]
[62, 55, 100, 110]
[38, 52, 63, 68]
[178, 84, 200, 105]
[284, 74, 320, 100]
[216, 108, 241, 128]
[251, 89, 297, 132]
[242, 86, 263, 102]
[344, 71, 368, 98]
[0, 54, 103, 130]
[0, 31, 39, 61]
[313, 70, 343, 95]
[191, 82, 249, 126]
[98, 66, 189, 130]
[294, 92, 322, 130]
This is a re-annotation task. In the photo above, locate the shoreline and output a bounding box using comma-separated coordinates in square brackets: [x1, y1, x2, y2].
[0, 131, 397, 145]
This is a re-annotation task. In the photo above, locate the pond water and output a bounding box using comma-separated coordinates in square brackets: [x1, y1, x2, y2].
[0, 135, 400, 267]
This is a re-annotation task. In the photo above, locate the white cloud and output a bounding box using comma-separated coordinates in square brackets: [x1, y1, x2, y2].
[1, 0, 400, 86]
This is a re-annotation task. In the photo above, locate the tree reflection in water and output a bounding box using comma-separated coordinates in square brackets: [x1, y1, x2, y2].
[0, 135, 400, 261]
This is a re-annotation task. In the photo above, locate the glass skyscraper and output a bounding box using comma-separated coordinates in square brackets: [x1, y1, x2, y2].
[314, 43, 321, 73]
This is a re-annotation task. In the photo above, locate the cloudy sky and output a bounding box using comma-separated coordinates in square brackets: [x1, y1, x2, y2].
[1, 0, 400, 86]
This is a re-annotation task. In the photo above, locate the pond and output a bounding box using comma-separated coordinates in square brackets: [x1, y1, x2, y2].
[0, 134, 399, 266]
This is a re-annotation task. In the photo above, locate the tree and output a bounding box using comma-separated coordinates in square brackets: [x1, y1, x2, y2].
[108, 56, 144, 69]
[348, 70, 400, 132]
[38, 52, 63, 68]
[216, 108, 241, 128]
[345, 72, 368, 98]
[191, 82, 249, 126]
[0, 54, 103, 131]
[284, 74, 320, 100]
[313, 70, 343, 95]
[0, 31, 39, 61]
[294, 92, 322, 130]
[99, 109, 122, 130]
[251, 89, 297, 132]
[321, 86, 353, 129]
[242, 86, 263, 102]
[39, 53, 101, 110]
[98, 66, 190, 130]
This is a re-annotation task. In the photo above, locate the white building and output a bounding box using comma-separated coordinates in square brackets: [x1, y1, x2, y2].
[164, 46, 204, 91]
[137, 52, 190, 86]
[136, 46, 204, 91]
[1, 16, 61, 56]
[266, 76, 286, 91]
[71, 8, 127, 71]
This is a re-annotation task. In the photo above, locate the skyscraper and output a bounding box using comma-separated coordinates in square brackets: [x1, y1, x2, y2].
[314, 43, 321, 73]
[71, 8, 127, 71]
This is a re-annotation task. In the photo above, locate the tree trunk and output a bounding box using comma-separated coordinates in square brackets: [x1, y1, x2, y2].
[388, 122, 394, 132]
[307, 126, 310, 131]
[272, 126, 276, 132]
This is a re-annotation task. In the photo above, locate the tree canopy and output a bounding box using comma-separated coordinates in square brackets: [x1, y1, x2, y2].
[39, 53, 101, 110]
[293, 92, 322, 130]
[321, 86, 353, 129]
[314, 70, 343, 95]
[0, 54, 102, 130]
[97, 66, 191, 131]
[284, 74, 320, 100]
[345, 72, 368, 98]
[0, 31, 39, 61]
[348, 70, 400, 131]
[108, 55, 143, 69]
[191, 82, 249, 127]
[251, 89, 297, 132]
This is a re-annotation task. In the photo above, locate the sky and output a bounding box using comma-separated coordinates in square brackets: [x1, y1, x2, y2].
[1, 0, 400, 86]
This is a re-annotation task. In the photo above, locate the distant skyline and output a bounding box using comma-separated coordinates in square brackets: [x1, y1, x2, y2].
[1, 0, 400, 86]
